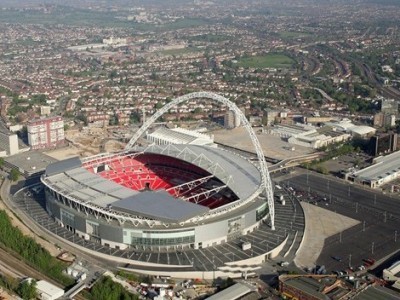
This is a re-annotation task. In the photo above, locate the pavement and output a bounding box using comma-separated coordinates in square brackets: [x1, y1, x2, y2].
[212, 127, 314, 161]
[294, 202, 359, 269]
[278, 171, 400, 273]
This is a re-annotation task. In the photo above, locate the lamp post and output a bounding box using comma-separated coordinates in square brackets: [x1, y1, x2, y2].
[212, 256, 215, 282]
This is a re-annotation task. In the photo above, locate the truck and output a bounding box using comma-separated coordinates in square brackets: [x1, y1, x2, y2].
[242, 242, 252, 251]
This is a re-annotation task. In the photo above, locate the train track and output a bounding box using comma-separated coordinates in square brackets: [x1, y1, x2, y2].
[0, 247, 89, 299]
[0, 257, 24, 279]
[359, 62, 400, 100]
[0, 247, 50, 281]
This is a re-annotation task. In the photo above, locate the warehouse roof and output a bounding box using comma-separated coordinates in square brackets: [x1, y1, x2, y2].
[350, 150, 400, 182]
[353, 285, 400, 300]
[206, 282, 256, 300]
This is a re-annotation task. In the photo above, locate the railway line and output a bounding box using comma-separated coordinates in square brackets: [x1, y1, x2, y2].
[0, 247, 61, 285]
[0, 248, 87, 300]
[359, 62, 400, 100]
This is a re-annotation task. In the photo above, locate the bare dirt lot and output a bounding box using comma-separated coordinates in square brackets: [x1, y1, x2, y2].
[45, 128, 126, 160]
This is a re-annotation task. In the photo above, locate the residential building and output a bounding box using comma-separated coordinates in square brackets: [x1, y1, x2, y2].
[27, 116, 64, 150]
[381, 99, 398, 115]
[224, 109, 241, 129]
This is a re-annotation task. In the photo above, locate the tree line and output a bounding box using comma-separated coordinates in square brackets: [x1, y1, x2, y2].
[0, 210, 74, 287]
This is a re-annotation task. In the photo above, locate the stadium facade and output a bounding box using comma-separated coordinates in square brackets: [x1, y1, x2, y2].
[41, 144, 270, 251]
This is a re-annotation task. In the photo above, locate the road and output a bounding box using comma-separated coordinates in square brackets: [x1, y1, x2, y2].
[277, 172, 400, 272]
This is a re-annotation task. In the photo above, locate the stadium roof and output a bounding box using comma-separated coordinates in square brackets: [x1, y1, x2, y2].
[43, 145, 261, 223]
[147, 127, 215, 146]
[43, 166, 138, 206]
[112, 191, 209, 223]
[45, 156, 82, 176]
[44, 164, 209, 222]
[148, 127, 198, 144]
[143, 144, 261, 199]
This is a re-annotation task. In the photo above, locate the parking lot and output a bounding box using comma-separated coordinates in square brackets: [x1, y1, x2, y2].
[319, 152, 372, 176]
[277, 172, 400, 274]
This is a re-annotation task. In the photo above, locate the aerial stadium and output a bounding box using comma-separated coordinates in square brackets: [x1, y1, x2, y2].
[20, 92, 304, 278]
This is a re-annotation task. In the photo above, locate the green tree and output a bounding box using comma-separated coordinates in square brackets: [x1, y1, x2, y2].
[129, 111, 140, 124]
[89, 276, 139, 300]
[315, 164, 329, 175]
[155, 101, 163, 109]
[193, 107, 203, 114]
[9, 169, 19, 182]
[0, 157, 4, 169]
[0, 211, 74, 286]
[17, 280, 37, 300]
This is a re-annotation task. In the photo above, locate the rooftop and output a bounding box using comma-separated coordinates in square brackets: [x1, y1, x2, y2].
[5, 151, 58, 175]
[147, 127, 214, 146]
[142, 144, 261, 200]
[36, 280, 64, 297]
[206, 282, 256, 300]
[353, 285, 400, 300]
[350, 150, 400, 182]
[112, 191, 209, 223]
[281, 276, 331, 300]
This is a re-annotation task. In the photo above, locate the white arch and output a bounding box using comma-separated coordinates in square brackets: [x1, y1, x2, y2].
[126, 92, 275, 230]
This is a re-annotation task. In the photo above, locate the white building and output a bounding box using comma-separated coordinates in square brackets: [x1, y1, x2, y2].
[36, 280, 65, 300]
[40, 106, 51, 116]
[288, 128, 351, 149]
[346, 150, 400, 188]
[383, 260, 400, 290]
[325, 119, 376, 138]
[383, 261, 400, 282]
[0, 126, 29, 157]
[146, 127, 215, 146]
[270, 124, 350, 149]
[103, 37, 128, 46]
[269, 124, 313, 139]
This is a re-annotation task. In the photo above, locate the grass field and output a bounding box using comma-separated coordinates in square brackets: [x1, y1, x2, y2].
[0, 8, 208, 31]
[279, 31, 311, 39]
[236, 53, 295, 69]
